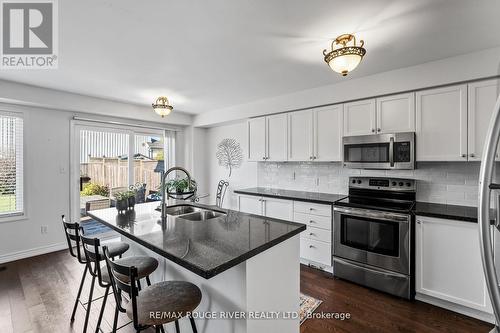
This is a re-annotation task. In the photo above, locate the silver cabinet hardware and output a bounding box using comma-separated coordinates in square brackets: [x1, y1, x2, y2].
[470, 153, 475, 158]
[377, 128, 381, 132]
[309, 245, 315, 249]
[371, 128, 375, 133]
[309, 232, 315, 236]
[461, 154, 467, 158]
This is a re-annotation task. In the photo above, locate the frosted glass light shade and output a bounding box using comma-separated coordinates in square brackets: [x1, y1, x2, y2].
[328, 54, 362, 76]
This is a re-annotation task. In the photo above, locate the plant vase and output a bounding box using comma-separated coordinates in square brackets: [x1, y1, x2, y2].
[116, 199, 128, 212]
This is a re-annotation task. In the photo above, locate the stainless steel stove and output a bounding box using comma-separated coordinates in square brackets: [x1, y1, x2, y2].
[333, 177, 416, 299]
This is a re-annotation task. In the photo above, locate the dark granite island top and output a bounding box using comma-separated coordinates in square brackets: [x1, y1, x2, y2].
[87, 202, 306, 279]
[234, 187, 346, 205]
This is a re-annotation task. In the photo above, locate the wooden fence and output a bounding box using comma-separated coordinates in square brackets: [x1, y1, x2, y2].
[80, 159, 161, 194]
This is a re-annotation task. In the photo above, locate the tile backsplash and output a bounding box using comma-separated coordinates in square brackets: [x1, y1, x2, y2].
[257, 162, 500, 207]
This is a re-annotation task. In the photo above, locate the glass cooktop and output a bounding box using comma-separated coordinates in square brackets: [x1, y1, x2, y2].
[334, 196, 415, 213]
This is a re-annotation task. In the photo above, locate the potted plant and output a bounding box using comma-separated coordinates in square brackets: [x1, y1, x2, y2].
[126, 190, 136, 209]
[114, 192, 128, 212]
[165, 177, 197, 194]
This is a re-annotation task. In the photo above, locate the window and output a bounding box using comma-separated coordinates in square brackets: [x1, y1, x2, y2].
[0, 113, 24, 217]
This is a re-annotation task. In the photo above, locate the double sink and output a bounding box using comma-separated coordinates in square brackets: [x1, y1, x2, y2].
[163, 204, 226, 221]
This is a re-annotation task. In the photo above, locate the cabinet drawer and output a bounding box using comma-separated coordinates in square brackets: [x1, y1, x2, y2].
[300, 238, 332, 266]
[294, 201, 332, 217]
[294, 212, 332, 230]
[300, 225, 332, 243]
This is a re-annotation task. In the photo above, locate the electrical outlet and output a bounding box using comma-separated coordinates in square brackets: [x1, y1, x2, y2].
[41, 225, 48, 234]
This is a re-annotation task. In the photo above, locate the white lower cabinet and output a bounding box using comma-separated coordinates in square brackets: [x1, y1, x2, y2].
[262, 197, 293, 220]
[295, 202, 332, 269]
[416, 216, 493, 321]
[237, 195, 333, 269]
[237, 195, 292, 221]
[237, 194, 263, 215]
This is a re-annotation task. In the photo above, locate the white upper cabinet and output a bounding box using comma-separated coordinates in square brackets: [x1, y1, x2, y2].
[248, 115, 287, 162]
[288, 110, 313, 161]
[376, 93, 415, 133]
[343, 99, 376, 136]
[248, 117, 267, 161]
[266, 113, 288, 161]
[416, 84, 468, 161]
[313, 105, 343, 161]
[468, 79, 500, 161]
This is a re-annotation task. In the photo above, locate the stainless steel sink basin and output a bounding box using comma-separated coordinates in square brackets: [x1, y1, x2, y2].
[179, 210, 226, 221]
[164, 205, 200, 216]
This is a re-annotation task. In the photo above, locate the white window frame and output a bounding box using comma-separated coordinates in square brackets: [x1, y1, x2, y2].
[0, 108, 27, 223]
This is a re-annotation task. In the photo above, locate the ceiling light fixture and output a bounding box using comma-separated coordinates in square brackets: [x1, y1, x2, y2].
[152, 96, 173, 117]
[323, 34, 366, 76]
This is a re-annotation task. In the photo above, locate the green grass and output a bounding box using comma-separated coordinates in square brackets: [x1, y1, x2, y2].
[0, 194, 16, 213]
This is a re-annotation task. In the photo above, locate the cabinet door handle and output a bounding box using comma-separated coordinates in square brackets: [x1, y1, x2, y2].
[417, 220, 421, 224]
[309, 220, 315, 223]
[309, 245, 315, 249]
[470, 153, 475, 158]
[309, 232, 315, 236]
[309, 208, 314, 211]
[371, 128, 375, 133]
[377, 128, 381, 132]
[461, 154, 467, 158]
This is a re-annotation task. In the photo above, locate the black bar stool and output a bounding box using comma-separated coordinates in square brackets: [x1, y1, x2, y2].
[103, 246, 202, 333]
[80, 232, 159, 333]
[61, 215, 130, 332]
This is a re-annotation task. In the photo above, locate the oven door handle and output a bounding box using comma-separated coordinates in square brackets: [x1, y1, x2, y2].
[333, 206, 409, 223]
[333, 257, 408, 279]
[389, 136, 395, 167]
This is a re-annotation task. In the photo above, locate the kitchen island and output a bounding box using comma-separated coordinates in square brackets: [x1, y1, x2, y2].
[87, 201, 305, 333]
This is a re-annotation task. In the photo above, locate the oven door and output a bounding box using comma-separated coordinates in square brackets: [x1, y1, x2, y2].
[333, 206, 410, 274]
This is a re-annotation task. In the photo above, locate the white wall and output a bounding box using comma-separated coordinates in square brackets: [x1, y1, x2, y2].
[203, 122, 257, 209]
[194, 46, 500, 127]
[0, 106, 72, 263]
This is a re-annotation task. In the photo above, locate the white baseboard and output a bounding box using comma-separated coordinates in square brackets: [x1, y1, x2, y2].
[416, 293, 495, 324]
[0, 242, 67, 264]
[300, 258, 334, 273]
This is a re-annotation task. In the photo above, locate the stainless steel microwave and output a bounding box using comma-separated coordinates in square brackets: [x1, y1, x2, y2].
[342, 132, 415, 170]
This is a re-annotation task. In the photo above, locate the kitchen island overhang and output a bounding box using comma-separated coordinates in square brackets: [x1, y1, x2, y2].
[87, 201, 305, 333]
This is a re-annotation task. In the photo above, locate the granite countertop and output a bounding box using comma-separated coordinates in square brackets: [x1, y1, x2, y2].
[235, 187, 493, 224]
[234, 187, 346, 205]
[413, 202, 495, 224]
[87, 202, 306, 279]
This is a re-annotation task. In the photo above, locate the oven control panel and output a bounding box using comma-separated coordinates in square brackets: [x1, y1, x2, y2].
[349, 177, 415, 191]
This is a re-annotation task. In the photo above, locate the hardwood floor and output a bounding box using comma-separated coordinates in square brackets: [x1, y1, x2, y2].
[0, 250, 494, 333]
[300, 265, 494, 333]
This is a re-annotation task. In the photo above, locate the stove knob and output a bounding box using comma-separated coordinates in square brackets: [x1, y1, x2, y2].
[398, 182, 404, 186]
[352, 179, 356, 184]
[406, 182, 412, 187]
[391, 181, 397, 186]
[357, 180, 362, 184]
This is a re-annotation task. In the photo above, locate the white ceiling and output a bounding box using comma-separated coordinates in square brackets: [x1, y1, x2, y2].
[2, 0, 500, 114]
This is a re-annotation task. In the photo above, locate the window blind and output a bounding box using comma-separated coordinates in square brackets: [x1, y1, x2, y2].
[0, 113, 23, 217]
